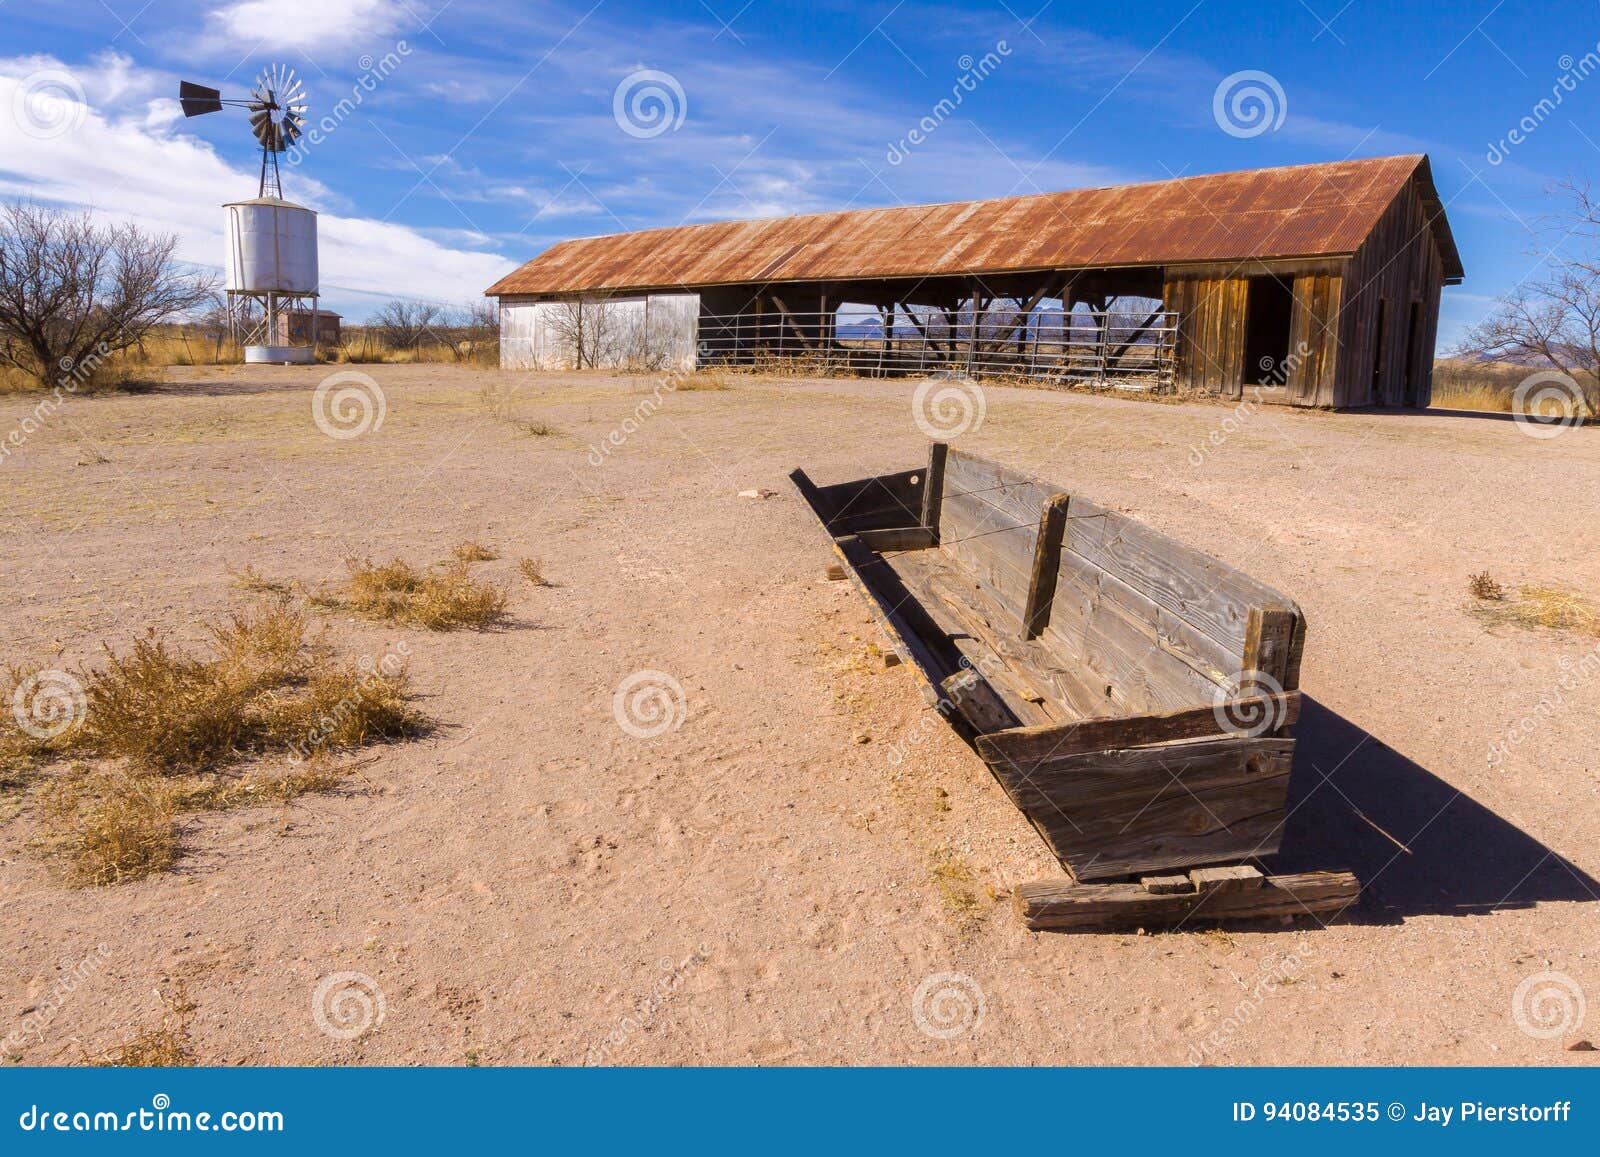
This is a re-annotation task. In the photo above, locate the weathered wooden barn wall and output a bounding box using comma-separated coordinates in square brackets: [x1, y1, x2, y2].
[1334, 181, 1448, 407]
[1164, 274, 1247, 397]
[1283, 270, 1345, 407]
[499, 293, 699, 371]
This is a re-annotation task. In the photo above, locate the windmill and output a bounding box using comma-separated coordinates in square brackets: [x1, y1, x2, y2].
[179, 66, 324, 364]
[180, 64, 308, 198]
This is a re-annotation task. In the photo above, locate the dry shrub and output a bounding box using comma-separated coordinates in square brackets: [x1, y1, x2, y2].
[1468, 572, 1506, 601]
[519, 420, 560, 437]
[340, 556, 507, 629]
[928, 847, 984, 925]
[40, 768, 178, 886]
[452, 540, 498, 562]
[517, 557, 552, 587]
[83, 986, 196, 1067]
[75, 599, 422, 774]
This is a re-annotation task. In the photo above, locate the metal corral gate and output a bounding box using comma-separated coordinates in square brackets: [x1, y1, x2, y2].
[696, 305, 1177, 389]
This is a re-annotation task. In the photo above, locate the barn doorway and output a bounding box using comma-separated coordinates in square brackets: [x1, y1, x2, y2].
[1402, 301, 1426, 406]
[1242, 275, 1293, 386]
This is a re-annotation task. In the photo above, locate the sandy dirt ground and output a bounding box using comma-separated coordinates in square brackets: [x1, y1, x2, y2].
[1, 363, 1597, 1067]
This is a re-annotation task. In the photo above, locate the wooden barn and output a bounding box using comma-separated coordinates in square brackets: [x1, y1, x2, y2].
[486, 154, 1462, 409]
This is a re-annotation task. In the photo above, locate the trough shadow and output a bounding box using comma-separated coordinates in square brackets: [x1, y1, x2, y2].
[1263, 695, 1599, 921]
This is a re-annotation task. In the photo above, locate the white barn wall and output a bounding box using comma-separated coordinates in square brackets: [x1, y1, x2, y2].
[500, 293, 699, 372]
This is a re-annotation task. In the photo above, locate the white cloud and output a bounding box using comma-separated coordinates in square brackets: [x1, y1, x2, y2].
[204, 0, 407, 52]
[0, 54, 513, 308]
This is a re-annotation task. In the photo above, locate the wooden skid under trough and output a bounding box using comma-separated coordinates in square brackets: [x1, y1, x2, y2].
[792, 443, 1357, 931]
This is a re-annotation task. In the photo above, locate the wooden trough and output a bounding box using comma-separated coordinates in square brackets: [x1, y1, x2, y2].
[791, 443, 1360, 932]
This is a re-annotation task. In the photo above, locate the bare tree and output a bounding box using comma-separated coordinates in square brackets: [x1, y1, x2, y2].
[433, 299, 499, 362]
[1459, 177, 1600, 414]
[368, 299, 443, 352]
[0, 202, 217, 388]
[542, 296, 620, 369]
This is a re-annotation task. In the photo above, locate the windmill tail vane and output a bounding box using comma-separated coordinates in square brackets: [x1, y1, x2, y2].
[178, 65, 308, 198]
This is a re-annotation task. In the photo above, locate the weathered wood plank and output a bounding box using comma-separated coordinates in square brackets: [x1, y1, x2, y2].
[940, 668, 1017, 734]
[1190, 864, 1264, 894]
[812, 468, 926, 534]
[831, 535, 954, 709]
[1016, 870, 1361, 931]
[921, 441, 948, 536]
[976, 691, 1300, 766]
[1063, 493, 1295, 656]
[1023, 492, 1071, 639]
[983, 735, 1294, 880]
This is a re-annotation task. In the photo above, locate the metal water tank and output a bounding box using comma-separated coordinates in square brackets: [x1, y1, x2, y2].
[224, 197, 318, 294]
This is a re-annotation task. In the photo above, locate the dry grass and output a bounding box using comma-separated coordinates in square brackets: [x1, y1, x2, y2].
[1430, 359, 1528, 413]
[676, 372, 732, 392]
[1468, 572, 1506, 601]
[927, 847, 984, 925]
[339, 556, 508, 629]
[517, 557, 552, 587]
[39, 767, 178, 886]
[518, 420, 560, 437]
[451, 540, 499, 562]
[229, 565, 292, 595]
[1472, 582, 1600, 636]
[83, 987, 196, 1067]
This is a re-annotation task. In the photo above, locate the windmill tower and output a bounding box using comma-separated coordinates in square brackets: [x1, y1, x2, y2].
[180, 66, 322, 365]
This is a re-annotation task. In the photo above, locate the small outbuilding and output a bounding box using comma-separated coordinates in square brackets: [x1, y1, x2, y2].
[485, 154, 1461, 408]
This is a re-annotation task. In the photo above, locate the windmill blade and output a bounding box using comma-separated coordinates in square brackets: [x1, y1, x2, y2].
[178, 81, 223, 117]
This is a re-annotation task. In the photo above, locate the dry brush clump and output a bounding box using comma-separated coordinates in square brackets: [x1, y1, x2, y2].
[334, 555, 508, 629]
[82, 986, 197, 1067]
[2, 599, 427, 886]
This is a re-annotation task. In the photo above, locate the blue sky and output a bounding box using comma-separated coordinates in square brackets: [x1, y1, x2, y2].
[2, 0, 1597, 344]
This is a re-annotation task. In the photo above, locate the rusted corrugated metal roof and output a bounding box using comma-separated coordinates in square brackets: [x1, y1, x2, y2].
[486, 154, 1462, 297]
